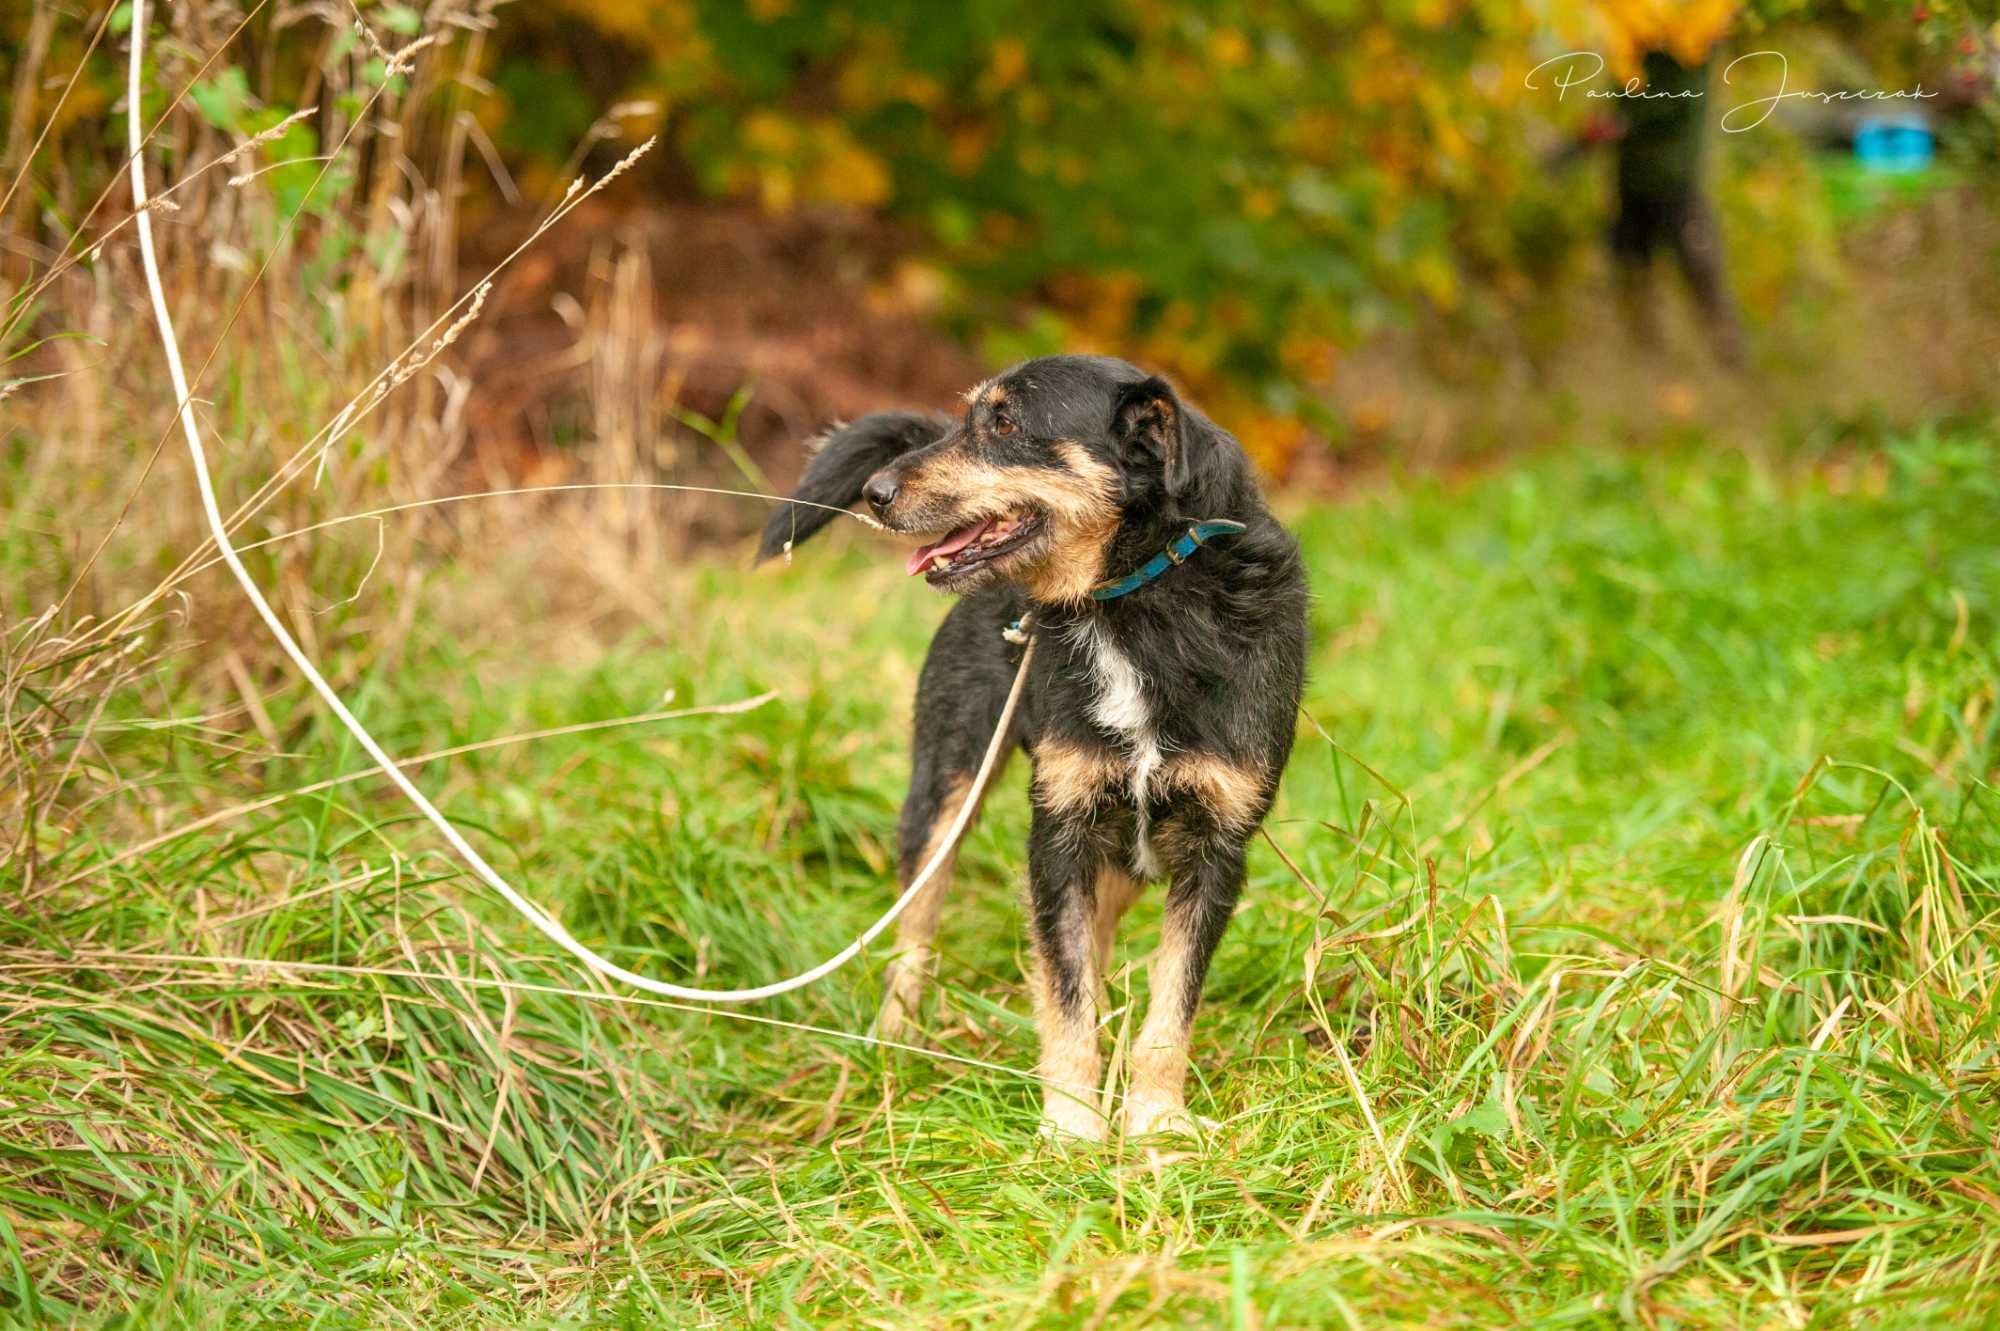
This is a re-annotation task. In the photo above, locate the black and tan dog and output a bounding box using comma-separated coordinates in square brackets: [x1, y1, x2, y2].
[757, 355, 1306, 1140]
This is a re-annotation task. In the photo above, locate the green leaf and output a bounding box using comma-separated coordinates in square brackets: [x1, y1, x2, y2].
[189, 67, 251, 135]
[1455, 1098, 1511, 1140]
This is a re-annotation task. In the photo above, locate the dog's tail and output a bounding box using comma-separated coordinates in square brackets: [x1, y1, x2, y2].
[755, 411, 951, 562]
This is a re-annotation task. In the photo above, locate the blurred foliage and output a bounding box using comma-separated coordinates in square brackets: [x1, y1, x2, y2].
[3, 0, 1996, 470]
[483, 0, 1996, 465]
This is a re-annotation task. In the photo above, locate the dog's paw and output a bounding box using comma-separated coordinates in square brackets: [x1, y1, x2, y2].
[872, 958, 929, 1044]
[1037, 1094, 1108, 1145]
[1122, 1094, 1198, 1140]
[873, 989, 917, 1045]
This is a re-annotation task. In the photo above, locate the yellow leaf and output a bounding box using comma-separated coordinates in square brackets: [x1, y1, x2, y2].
[806, 125, 892, 208]
[990, 38, 1029, 90]
[1209, 29, 1252, 68]
[742, 110, 798, 155]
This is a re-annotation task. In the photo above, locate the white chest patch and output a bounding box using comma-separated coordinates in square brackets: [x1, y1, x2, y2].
[1068, 618, 1165, 878]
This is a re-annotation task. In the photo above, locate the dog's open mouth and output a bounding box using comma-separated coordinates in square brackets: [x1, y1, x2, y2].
[905, 511, 1045, 582]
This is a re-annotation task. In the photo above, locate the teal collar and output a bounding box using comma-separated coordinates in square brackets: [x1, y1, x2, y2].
[1089, 520, 1247, 601]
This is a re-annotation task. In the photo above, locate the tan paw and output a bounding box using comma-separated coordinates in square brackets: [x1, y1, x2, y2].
[873, 959, 928, 1043]
[874, 989, 916, 1044]
[1037, 1092, 1107, 1144]
[1122, 1094, 1198, 1140]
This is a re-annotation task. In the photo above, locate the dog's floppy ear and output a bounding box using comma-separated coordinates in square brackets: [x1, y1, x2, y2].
[753, 411, 950, 562]
[1115, 375, 1210, 500]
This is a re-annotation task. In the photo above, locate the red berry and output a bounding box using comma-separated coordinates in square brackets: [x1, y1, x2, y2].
[1961, 35, 1980, 55]
[1912, 3, 1928, 21]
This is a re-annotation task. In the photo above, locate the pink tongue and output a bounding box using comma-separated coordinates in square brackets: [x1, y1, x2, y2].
[905, 519, 991, 575]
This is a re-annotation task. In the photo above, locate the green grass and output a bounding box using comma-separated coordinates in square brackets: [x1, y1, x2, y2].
[5, 434, 1999, 1328]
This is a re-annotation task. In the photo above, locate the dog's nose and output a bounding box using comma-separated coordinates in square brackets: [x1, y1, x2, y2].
[862, 471, 900, 515]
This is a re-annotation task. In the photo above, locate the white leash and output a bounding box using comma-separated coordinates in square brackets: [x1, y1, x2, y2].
[124, 0, 1031, 1004]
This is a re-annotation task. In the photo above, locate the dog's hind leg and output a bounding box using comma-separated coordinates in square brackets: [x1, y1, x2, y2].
[876, 598, 1024, 1042]
[1090, 864, 1142, 992]
[876, 769, 978, 1041]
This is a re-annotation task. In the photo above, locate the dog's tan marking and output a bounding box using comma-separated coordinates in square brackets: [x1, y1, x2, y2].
[1032, 933, 1106, 1141]
[903, 446, 1114, 529]
[1027, 444, 1121, 604]
[877, 773, 975, 1041]
[1160, 753, 1269, 834]
[1125, 912, 1200, 1137]
[899, 443, 1120, 605]
[1032, 738, 1124, 818]
[901, 452, 1015, 523]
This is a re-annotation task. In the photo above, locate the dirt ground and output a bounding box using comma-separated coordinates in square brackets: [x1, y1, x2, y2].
[454, 198, 985, 493]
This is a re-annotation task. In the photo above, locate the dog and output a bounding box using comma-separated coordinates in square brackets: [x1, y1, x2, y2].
[757, 355, 1307, 1140]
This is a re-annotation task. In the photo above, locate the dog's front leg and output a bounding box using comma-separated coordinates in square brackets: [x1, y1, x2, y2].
[1026, 815, 1109, 1142]
[1125, 827, 1249, 1139]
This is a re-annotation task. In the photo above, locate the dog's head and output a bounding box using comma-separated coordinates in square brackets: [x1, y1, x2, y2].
[868, 356, 1249, 603]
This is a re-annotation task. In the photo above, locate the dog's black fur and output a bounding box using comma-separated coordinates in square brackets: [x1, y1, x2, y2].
[757, 355, 1307, 1139]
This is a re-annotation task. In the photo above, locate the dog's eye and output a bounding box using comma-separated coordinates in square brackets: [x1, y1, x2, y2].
[993, 418, 1017, 437]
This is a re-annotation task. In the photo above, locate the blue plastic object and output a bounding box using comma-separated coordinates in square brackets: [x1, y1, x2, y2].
[1854, 115, 1935, 174]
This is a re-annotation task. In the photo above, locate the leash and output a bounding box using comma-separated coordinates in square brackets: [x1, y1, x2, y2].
[1090, 519, 1246, 600]
[126, 0, 1034, 1006]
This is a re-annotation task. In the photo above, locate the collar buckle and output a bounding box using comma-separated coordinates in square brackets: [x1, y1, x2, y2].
[1088, 519, 1247, 601]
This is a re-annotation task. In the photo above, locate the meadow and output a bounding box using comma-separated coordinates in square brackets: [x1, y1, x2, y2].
[6, 429, 1997, 1328]
[6, 5, 2000, 1323]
